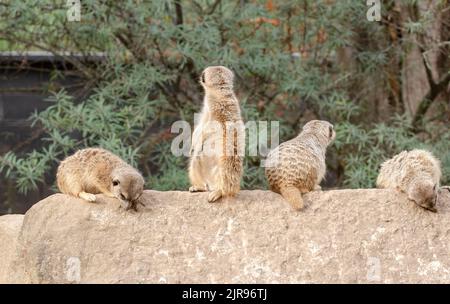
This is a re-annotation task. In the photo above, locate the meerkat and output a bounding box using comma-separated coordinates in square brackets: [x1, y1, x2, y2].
[188, 66, 245, 203]
[265, 120, 336, 211]
[376, 149, 442, 212]
[56, 148, 145, 211]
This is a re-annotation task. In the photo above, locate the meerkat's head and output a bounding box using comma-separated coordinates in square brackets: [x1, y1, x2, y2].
[111, 167, 145, 206]
[302, 120, 336, 146]
[408, 181, 438, 212]
[199, 66, 234, 90]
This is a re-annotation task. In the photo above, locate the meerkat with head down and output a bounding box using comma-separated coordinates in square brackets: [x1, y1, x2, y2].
[376, 149, 442, 212]
[265, 120, 336, 211]
[56, 148, 145, 211]
[188, 66, 245, 203]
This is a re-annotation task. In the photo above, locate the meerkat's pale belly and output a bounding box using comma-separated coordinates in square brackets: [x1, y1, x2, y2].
[190, 124, 224, 189]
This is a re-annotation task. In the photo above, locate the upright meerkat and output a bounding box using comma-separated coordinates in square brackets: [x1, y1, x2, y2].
[188, 66, 245, 203]
[265, 120, 335, 210]
[56, 148, 145, 210]
[376, 149, 441, 212]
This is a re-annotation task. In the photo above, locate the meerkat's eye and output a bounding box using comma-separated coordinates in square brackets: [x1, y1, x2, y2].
[112, 180, 120, 186]
[120, 194, 126, 200]
[329, 126, 333, 138]
[201, 72, 206, 83]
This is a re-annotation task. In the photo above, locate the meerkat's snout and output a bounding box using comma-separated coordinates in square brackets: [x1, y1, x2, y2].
[420, 196, 437, 212]
[426, 184, 439, 212]
[200, 71, 206, 84]
[409, 182, 438, 212]
[328, 125, 336, 142]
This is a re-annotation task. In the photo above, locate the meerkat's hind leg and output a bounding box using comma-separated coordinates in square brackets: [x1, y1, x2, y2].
[78, 191, 97, 202]
[279, 186, 304, 211]
[208, 189, 223, 203]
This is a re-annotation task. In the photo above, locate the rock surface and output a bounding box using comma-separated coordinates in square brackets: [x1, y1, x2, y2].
[0, 214, 24, 283]
[1, 188, 450, 283]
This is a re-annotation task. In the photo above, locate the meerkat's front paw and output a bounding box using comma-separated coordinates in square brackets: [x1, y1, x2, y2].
[208, 190, 223, 203]
[189, 185, 207, 192]
[79, 192, 97, 202]
[190, 183, 209, 192]
[314, 185, 322, 191]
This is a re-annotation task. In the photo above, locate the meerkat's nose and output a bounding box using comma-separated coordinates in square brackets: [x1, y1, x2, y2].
[200, 71, 205, 83]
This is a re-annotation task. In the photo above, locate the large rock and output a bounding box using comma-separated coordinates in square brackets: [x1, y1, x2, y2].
[0, 214, 24, 283]
[2, 188, 450, 283]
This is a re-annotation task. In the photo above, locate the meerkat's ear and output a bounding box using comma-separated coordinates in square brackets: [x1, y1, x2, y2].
[112, 179, 120, 186]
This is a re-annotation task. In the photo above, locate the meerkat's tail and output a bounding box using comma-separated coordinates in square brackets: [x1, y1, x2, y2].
[220, 123, 244, 196]
[218, 155, 242, 195]
[207, 156, 242, 203]
[279, 186, 304, 211]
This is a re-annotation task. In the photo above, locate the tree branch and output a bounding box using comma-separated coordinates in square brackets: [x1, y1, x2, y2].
[412, 71, 450, 129]
[174, 0, 183, 26]
[206, 0, 221, 14]
[419, 45, 436, 88]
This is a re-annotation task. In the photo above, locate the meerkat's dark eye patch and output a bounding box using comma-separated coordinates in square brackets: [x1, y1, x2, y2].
[201, 72, 205, 83]
[112, 180, 120, 186]
[329, 126, 333, 137]
[120, 193, 127, 200]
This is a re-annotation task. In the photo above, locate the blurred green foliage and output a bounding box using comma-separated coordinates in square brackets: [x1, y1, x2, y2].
[0, 0, 449, 196]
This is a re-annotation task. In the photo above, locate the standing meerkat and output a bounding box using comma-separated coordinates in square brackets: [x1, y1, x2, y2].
[56, 148, 145, 211]
[188, 66, 245, 203]
[265, 120, 336, 211]
[376, 149, 441, 212]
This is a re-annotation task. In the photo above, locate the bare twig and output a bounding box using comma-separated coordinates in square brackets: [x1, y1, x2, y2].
[206, 0, 222, 15]
[412, 71, 450, 128]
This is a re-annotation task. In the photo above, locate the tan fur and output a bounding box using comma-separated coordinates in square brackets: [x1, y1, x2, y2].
[265, 120, 336, 210]
[56, 148, 145, 210]
[376, 149, 441, 212]
[188, 66, 244, 203]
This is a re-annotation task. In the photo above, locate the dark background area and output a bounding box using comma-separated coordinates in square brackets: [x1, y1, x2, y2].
[0, 53, 99, 213]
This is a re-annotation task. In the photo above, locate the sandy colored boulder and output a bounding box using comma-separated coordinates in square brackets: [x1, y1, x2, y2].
[0, 214, 24, 283]
[2, 188, 450, 283]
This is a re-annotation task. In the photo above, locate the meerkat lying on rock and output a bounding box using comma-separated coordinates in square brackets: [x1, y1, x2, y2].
[265, 120, 336, 211]
[376, 149, 442, 212]
[188, 66, 245, 203]
[56, 148, 145, 211]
